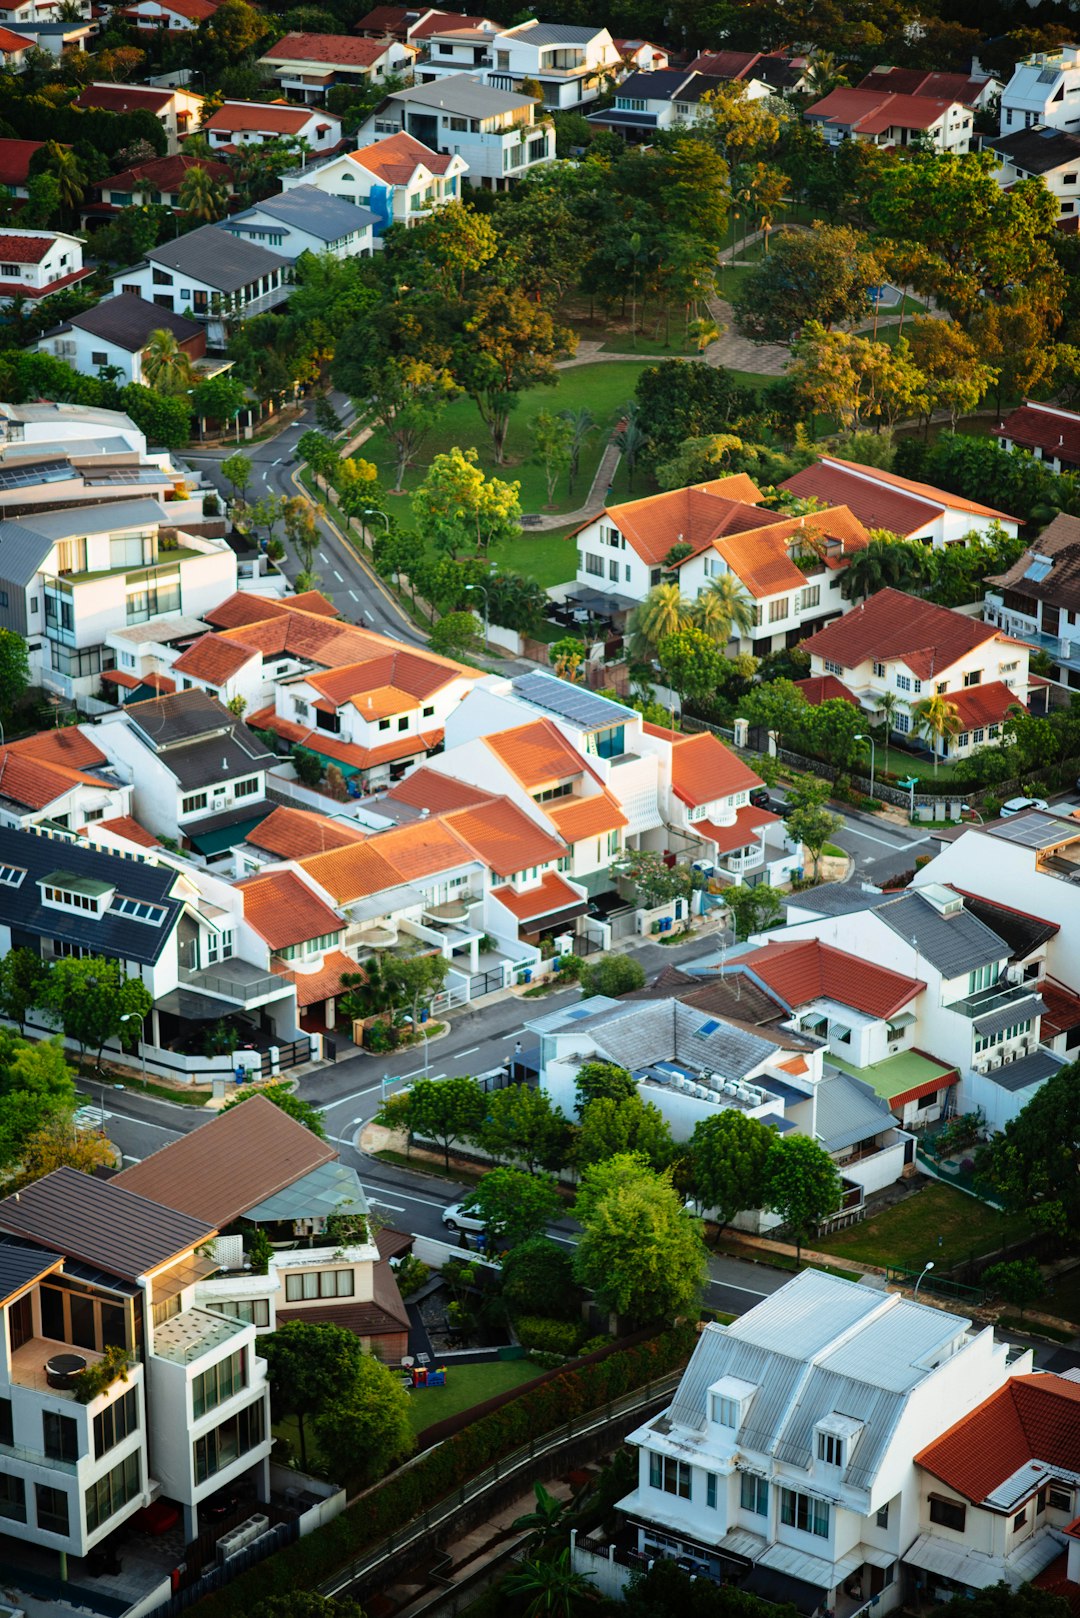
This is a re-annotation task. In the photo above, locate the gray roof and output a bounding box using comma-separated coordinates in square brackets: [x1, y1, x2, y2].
[0, 497, 165, 587]
[580, 995, 781, 1081]
[511, 671, 630, 732]
[0, 1166, 214, 1282]
[874, 890, 1009, 977]
[146, 223, 290, 292]
[524, 993, 621, 1034]
[223, 185, 376, 243]
[972, 994, 1046, 1038]
[1, 402, 135, 427]
[504, 20, 604, 43]
[617, 68, 697, 100]
[0, 1235, 61, 1305]
[783, 881, 883, 917]
[816, 1069, 896, 1152]
[985, 1048, 1063, 1094]
[390, 71, 537, 114]
[63, 295, 201, 352]
[125, 691, 274, 788]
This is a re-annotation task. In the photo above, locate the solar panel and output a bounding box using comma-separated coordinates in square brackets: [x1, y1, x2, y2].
[992, 813, 1076, 849]
[512, 671, 628, 730]
[1024, 555, 1053, 583]
[0, 460, 74, 490]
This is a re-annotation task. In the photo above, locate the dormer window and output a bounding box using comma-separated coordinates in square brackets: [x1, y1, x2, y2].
[818, 1432, 843, 1466]
[709, 1374, 757, 1432]
[41, 871, 114, 916]
[816, 1413, 862, 1471]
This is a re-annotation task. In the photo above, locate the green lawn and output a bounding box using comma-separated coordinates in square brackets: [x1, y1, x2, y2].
[818, 1181, 1034, 1272]
[407, 1359, 541, 1434]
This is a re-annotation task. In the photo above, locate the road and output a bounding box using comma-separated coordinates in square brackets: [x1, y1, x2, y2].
[769, 790, 936, 888]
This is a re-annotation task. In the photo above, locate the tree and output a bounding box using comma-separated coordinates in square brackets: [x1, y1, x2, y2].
[841, 534, 929, 601]
[691, 574, 757, 644]
[221, 1082, 327, 1137]
[14, 1113, 115, 1189]
[43, 957, 151, 1073]
[574, 1060, 636, 1115]
[976, 1060, 1080, 1235]
[764, 1135, 843, 1265]
[614, 401, 647, 493]
[740, 679, 809, 751]
[462, 1167, 561, 1246]
[725, 883, 782, 941]
[250, 1598, 367, 1618]
[406, 1075, 485, 1168]
[0, 948, 48, 1033]
[500, 1238, 578, 1319]
[573, 1155, 707, 1326]
[610, 848, 692, 910]
[558, 407, 596, 498]
[428, 610, 479, 659]
[512, 1482, 573, 1552]
[141, 328, 195, 396]
[934, 1587, 1069, 1618]
[982, 1259, 1043, 1320]
[908, 317, 996, 430]
[486, 572, 547, 637]
[0, 1034, 77, 1174]
[192, 373, 246, 438]
[178, 162, 229, 223]
[247, 493, 287, 551]
[412, 448, 521, 558]
[337, 345, 457, 491]
[118, 384, 192, 452]
[530, 409, 573, 508]
[579, 954, 646, 997]
[808, 698, 869, 771]
[313, 1352, 414, 1486]
[687, 1110, 776, 1231]
[284, 496, 320, 574]
[913, 693, 962, 776]
[733, 224, 882, 342]
[0, 628, 29, 716]
[627, 583, 692, 661]
[39, 140, 86, 227]
[657, 628, 729, 713]
[221, 452, 253, 503]
[786, 797, 842, 879]
[474, 1083, 572, 1172]
[261, 1320, 367, 1471]
[384, 951, 449, 1027]
[504, 1551, 596, 1618]
[577, 1094, 674, 1171]
[634, 361, 759, 470]
[458, 286, 576, 463]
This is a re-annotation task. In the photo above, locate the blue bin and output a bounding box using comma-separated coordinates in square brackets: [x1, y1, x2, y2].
[523, 968, 533, 983]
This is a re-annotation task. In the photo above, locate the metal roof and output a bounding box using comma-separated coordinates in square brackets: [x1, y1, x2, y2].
[972, 995, 1046, 1037]
[511, 671, 630, 731]
[0, 1166, 214, 1282]
[65, 294, 202, 351]
[524, 993, 621, 1034]
[0, 1234, 62, 1304]
[146, 223, 290, 292]
[814, 1070, 895, 1152]
[504, 19, 603, 42]
[985, 1048, 1063, 1093]
[783, 882, 883, 917]
[224, 185, 376, 243]
[390, 71, 537, 114]
[874, 890, 1009, 976]
[0, 498, 166, 587]
[243, 1159, 366, 1223]
[582, 995, 780, 1082]
[987, 811, 1080, 850]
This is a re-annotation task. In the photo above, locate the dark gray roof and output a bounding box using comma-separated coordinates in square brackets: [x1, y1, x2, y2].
[146, 223, 290, 292]
[391, 72, 538, 114]
[972, 994, 1045, 1037]
[585, 995, 780, 1081]
[985, 1048, 1063, 1093]
[784, 881, 883, 918]
[0, 825, 180, 963]
[959, 893, 1059, 961]
[0, 1234, 62, 1304]
[512, 671, 630, 731]
[126, 688, 234, 747]
[505, 20, 603, 43]
[874, 890, 1009, 977]
[223, 185, 376, 243]
[817, 1069, 896, 1151]
[0, 1166, 214, 1282]
[63, 295, 202, 352]
[0, 498, 166, 587]
[987, 126, 1080, 175]
[617, 67, 697, 100]
[124, 690, 274, 787]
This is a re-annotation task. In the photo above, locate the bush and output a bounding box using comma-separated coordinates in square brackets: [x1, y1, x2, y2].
[579, 1334, 612, 1355]
[203, 492, 220, 516]
[501, 1239, 578, 1319]
[391, 1254, 430, 1297]
[527, 1349, 567, 1369]
[514, 1316, 587, 1355]
[365, 1019, 400, 1053]
[579, 954, 646, 997]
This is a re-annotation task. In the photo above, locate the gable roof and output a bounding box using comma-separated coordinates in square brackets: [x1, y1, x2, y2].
[916, 1375, 1080, 1505]
[988, 514, 1080, 612]
[485, 717, 593, 790]
[145, 223, 289, 291]
[171, 633, 260, 685]
[245, 804, 367, 860]
[874, 888, 1010, 976]
[492, 869, 583, 921]
[300, 817, 474, 901]
[544, 788, 628, 844]
[996, 402, 1080, 465]
[807, 86, 958, 132]
[794, 673, 858, 706]
[262, 30, 395, 64]
[0, 138, 44, 186]
[780, 456, 1018, 535]
[666, 729, 763, 808]
[686, 48, 762, 78]
[104, 153, 232, 195]
[0, 231, 56, 264]
[741, 937, 924, 1019]
[801, 588, 1003, 678]
[239, 867, 343, 948]
[204, 590, 341, 628]
[947, 680, 1025, 731]
[0, 748, 110, 813]
[990, 125, 1080, 175]
[445, 797, 566, 875]
[349, 129, 456, 179]
[0, 496, 166, 586]
[203, 100, 327, 136]
[96, 814, 159, 848]
[386, 766, 496, 813]
[75, 82, 177, 114]
[857, 66, 993, 103]
[593, 474, 767, 567]
[115, 1093, 337, 1228]
[693, 507, 868, 598]
[64, 294, 202, 353]
[225, 185, 375, 242]
[0, 26, 28, 52]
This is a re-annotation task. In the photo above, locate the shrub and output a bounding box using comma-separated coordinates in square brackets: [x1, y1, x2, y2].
[501, 1239, 578, 1319]
[527, 1349, 567, 1369]
[365, 1019, 400, 1053]
[514, 1316, 587, 1355]
[391, 1254, 429, 1297]
[580, 954, 646, 997]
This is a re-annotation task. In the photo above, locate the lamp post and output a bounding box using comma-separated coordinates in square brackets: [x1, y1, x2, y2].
[899, 774, 919, 821]
[854, 733, 875, 802]
[960, 803, 984, 826]
[465, 582, 489, 650]
[120, 1012, 147, 1089]
[362, 507, 389, 534]
[914, 1259, 935, 1295]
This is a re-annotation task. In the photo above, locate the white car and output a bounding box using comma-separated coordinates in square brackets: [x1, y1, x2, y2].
[1000, 797, 1049, 818]
[441, 1202, 486, 1233]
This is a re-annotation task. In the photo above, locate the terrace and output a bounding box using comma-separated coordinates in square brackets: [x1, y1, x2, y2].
[826, 1048, 956, 1105]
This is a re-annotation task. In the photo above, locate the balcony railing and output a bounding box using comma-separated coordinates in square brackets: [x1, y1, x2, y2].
[0, 1436, 77, 1474]
[949, 981, 1041, 1020]
[181, 959, 284, 1004]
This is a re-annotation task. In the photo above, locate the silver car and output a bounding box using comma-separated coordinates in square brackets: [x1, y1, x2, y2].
[441, 1202, 485, 1233]
[1000, 797, 1049, 817]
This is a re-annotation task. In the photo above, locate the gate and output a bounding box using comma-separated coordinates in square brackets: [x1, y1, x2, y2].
[608, 908, 637, 941]
[469, 965, 505, 999]
[260, 1037, 311, 1077]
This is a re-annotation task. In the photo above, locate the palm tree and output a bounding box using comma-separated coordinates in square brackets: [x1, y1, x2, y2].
[802, 50, 847, 98]
[842, 535, 928, 601]
[141, 328, 195, 394]
[557, 406, 596, 498]
[42, 141, 86, 228]
[504, 1551, 596, 1618]
[913, 693, 961, 776]
[688, 315, 720, 352]
[511, 1483, 572, 1550]
[178, 162, 229, 223]
[614, 401, 648, 492]
[876, 688, 899, 773]
[628, 582, 693, 660]
[691, 573, 757, 645]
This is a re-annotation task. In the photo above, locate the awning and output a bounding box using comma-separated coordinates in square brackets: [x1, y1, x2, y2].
[887, 1010, 917, 1028]
[903, 1534, 1007, 1589]
[564, 586, 639, 613]
[186, 803, 272, 856]
[972, 996, 1046, 1037]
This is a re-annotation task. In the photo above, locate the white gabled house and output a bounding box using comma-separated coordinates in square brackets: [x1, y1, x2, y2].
[279, 132, 467, 239]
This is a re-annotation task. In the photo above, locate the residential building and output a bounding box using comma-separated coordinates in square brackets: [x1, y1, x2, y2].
[279, 131, 467, 235]
[0, 498, 236, 699]
[573, 1269, 1027, 1607]
[353, 5, 494, 43]
[417, 19, 621, 109]
[587, 67, 713, 137]
[357, 73, 555, 187]
[686, 47, 801, 96]
[86, 152, 235, 218]
[986, 125, 1080, 223]
[906, 1373, 1080, 1600]
[856, 65, 1000, 109]
[994, 399, 1080, 474]
[0, 725, 133, 831]
[120, 0, 219, 31]
[985, 511, 1080, 690]
[200, 100, 342, 154]
[780, 456, 1021, 545]
[0, 25, 29, 65]
[805, 87, 974, 151]
[999, 43, 1080, 135]
[220, 186, 375, 260]
[73, 83, 205, 153]
[95, 688, 275, 858]
[613, 38, 669, 72]
[800, 589, 1037, 760]
[259, 32, 415, 101]
[37, 296, 206, 387]
[102, 614, 212, 704]
[0, 229, 91, 306]
[0, 137, 45, 194]
[112, 225, 291, 347]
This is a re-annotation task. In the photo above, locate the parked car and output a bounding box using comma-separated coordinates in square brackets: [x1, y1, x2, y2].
[767, 795, 795, 818]
[1000, 797, 1049, 817]
[749, 785, 771, 808]
[442, 1202, 485, 1233]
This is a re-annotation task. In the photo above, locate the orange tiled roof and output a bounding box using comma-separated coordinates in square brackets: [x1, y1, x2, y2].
[545, 788, 628, 843]
[171, 633, 258, 685]
[916, 1375, 1080, 1504]
[386, 767, 497, 813]
[203, 100, 322, 136]
[0, 750, 110, 812]
[590, 474, 768, 567]
[248, 705, 442, 773]
[947, 680, 1026, 730]
[7, 727, 107, 770]
[486, 718, 593, 791]
[349, 130, 456, 181]
[697, 803, 780, 853]
[301, 817, 473, 901]
[239, 868, 343, 950]
[702, 507, 868, 599]
[742, 937, 925, 1019]
[802, 588, 1005, 680]
[794, 674, 858, 706]
[204, 590, 340, 628]
[262, 31, 395, 65]
[669, 730, 763, 808]
[273, 947, 359, 1007]
[94, 815, 159, 848]
[245, 805, 366, 860]
[308, 646, 476, 706]
[492, 871, 585, 922]
[445, 798, 566, 876]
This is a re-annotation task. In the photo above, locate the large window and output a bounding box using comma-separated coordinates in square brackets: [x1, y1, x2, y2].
[210, 1297, 270, 1328]
[0, 1396, 11, 1446]
[94, 1389, 139, 1459]
[649, 1453, 691, 1499]
[192, 1348, 247, 1420]
[284, 1268, 355, 1302]
[193, 1399, 265, 1485]
[43, 1411, 79, 1464]
[741, 1474, 768, 1516]
[968, 963, 996, 994]
[590, 724, 626, 760]
[0, 1474, 25, 1522]
[85, 1452, 140, 1534]
[36, 1484, 70, 1537]
[780, 1488, 830, 1538]
[929, 1496, 966, 1532]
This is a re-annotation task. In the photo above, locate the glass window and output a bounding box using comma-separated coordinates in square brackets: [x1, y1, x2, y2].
[714, 1395, 739, 1427]
[706, 1473, 718, 1509]
[211, 1297, 270, 1327]
[36, 1484, 70, 1537]
[40, 1285, 65, 1340]
[780, 1488, 830, 1538]
[0, 1474, 25, 1522]
[69, 1292, 96, 1349]
[929, 1496, 966, 1532]
[44, 1411, 79, 1464]
[85, 1452, 139, 1534]
[0, 1396, 11, 1447]
[284, 1268, 354, 1301]
[741, 1473, 768, 1516]
[192, 1399, 265, 1485]
[94, 1388, 139, 1458]
[649, 1453, 691, 1498]
[192, 1348, 248, 1420]
[182, 792, 208, 815]
[817, 1432, 843, 1466]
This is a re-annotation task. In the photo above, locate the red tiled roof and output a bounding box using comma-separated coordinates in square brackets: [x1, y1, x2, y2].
[273, 947, 358, 1006]
[308, 646, 473, 705]
[301, 817, 473, 901]
[686, 48, 761, 77]
[126, 0, 218, 19]
[996, 402, 1080, 465]
[0, 232, 54, 263]
[0, 139, 44, 186]
[171, 633, 258, 685]
[492, 870, 585, 922]
[245, 805, 366, 860]
[1039, 978, 1080, 1039]
[95, 815, 159, 848]
[916, 1375, 1080, 1504]
[248, 704, 442, 774]
[0, 752, 99, 811]
[794, 674, 858, 706]
[386, 767, 497, 813]
[354, 3, 412, 28]
[445, 797, 566, 875]
[857, 66, 993, 105]
[947, 680, 1025, 730]
[697, 803, 780, 853]
[697, 507, 868, 598]
[349, 131, 456, 180]
[781, 456, 1017, 534]
[105, 153, 232, 195]
[590, 474, 767, 567]
[0, 266, 92, 300]
[668, 730, 762, 808]
[1034, 1553, 1080, 1618]
[486, 719, 593, 791]
[75, 82, 176, 113]
[545, 788, 628, 844]
[203, 101, 322, 136]
[7, 728, 106, 770]
[263, 31, 394, 64]
[0, 26, 27, 52]
[743, 937, 925, 1019]
[409, 9, 494, 37]
[239, 868, 343, 949]
[806, 86, 958, 132]
[801, 588, 1002, 680]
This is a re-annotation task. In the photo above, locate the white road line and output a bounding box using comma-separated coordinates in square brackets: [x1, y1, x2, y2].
[328, 1136, 355, 1147]
[367, 1198, 405, 1213]
[317, 1082, 384, 1110]
[333, 570, 344, 582]
[122, 1155, 142, 1165]
[349, 590, 359, 601]
[846, 827, 923, 851]
[707, 1278, 769, 1299]
[271, 457, 282, 467]
[360, 1182, 453, 1213]
[318, 551, 329, 563]
[455, 1046, 480, 1058]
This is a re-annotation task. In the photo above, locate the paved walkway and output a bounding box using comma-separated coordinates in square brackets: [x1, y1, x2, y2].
[522, 435, 622, 530]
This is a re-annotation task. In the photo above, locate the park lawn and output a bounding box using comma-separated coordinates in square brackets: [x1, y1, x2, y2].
[407, 1359, 541, 1434]
[817, 1181, 1034, 1273]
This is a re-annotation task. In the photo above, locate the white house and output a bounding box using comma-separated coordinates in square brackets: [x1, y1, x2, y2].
[258, 32, 415, 102]
[120, 0, 219, 32]
[73, 82, 205, 153]
[574, 1270, 1028, 1607]
[200, 99, 342, 153]
[984, 512, 1080, 691]
[0, 726, 133, 832]
[357, 73, 555, 187]
[220, 186, 375, 260]
[280, 132, 467, 238]
[805, 87, 973, 151]
[993, 400, 1080, 475]
[780, 456, 1021, 546]
[999, 43, 1080, 135]
[113, 225, 291, 347]
[0, 229, 90, 305]
[37, 296, 206, 387]
[986, 125, 1080, 222]
[587, 67, 712, 136]
[418, 19, 621, 108]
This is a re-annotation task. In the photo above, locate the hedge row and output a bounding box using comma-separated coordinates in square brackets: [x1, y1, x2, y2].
[194, 1325, 695, 1617]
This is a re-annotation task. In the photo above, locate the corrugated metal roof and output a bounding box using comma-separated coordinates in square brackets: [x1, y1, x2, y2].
[972, 995, 1045, 1037]
[815, 1070, 895, 1152]
[986, 1049, 1062, 1093]
[0, 497, 166, 586]
[390, 71, 537, 113]
[875, 890, 1009, 976]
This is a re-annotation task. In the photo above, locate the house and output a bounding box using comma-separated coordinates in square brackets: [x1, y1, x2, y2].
[113, 225, 291, 347]
[259, 32, 415, 102]
[3, 15, 93, 53]
[800, 588, 1036, 760]
[685, 47, 793, 98]
[200, 99, 342, 155]
[73, 82, 205, 153]
[37, 295, 206, 387]
[103, 614, 214, 704]
[573, 1269, 1027, 1606]
[984, 511, 1080, 690]
[985, 126, 1080, 224]
[994, 399, 1080, 474]
[780, 456, 1021, 546]
[86, 152, 235, 218]
[0, 138, 45, 194]
[358, 73, 555, 187]
[114, 1096, 410, 1361]
[999, 43, 1080, 135]
[906, 1373, 1080, 1601]
[857, 65, 1000, 110]
[0, 24, 29, 65]
[0, 229, 91, 305]
[121, 0, 220, 31]
[280, 131, 467, 236]
[95, 688, 275, 858]
[417, 19, 621, 109]
[0, 498, 236, 700]
[353, 5, 491, 42]
[804, 87, 974, 152]
[0, 725, 133, 831]
[613, 37, 668, 72]
[0, 0, 88, 27]
[587, 68, 713, 137]
[0, 401, 203, 519]
[220, 186, 375, 260]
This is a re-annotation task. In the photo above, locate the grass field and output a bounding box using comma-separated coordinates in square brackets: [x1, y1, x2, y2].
[818, 1182, 1033, 1272]
[406, 1359, 541, 1434]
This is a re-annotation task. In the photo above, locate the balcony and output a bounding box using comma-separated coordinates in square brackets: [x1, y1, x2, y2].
[949, 981, 1042, 1020]
[180, 958, 288, 1006]
[0, 1435, 77, 1474]
[9, 1334, 105, 1400]
[721, 845, 765, 875]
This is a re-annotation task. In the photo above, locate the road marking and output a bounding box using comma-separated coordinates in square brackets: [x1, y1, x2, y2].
[333, 570, 344, 582]
[847, 826, 925, 851]
[367, 1198, 405, 1213]
[122, 1154, 142, 1165]
[349, 590, 359, 601]
[317, 1082, 384, 1110]
[328, 1135, 356, 1147]
[360, 1181, 454, 1213]
[271, 457, 282, 467]
[455, 1046, 480, 1058]
[707, 1278, 769, 1299]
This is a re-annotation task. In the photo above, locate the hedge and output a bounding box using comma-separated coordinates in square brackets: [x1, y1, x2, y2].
[194, 1324, 695, 1617]
[514, 1315, 589, 1355]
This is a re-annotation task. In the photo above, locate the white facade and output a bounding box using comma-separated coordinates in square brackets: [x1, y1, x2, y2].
[0, 229, 86, 304]
[359, 73, 555, 186]
[278, 140, 467, 236]
[260, 36, 415, 102]
[1000, 44, 1080, 134]
[419, 20, 621, 109]
[678, 545, 848, 655]
[220, 190, 374, 261]
[203, 102, 342, 153]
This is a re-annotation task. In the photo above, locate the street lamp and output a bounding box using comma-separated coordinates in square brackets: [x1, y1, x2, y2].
[914, 1260, 935, 1295]
[465, 582, 489, 650]
[960, 803, 984, 826]
[362, 508, 390, 534]
[854, 733, 875, 802]
[120, 1012, 147, 1090]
